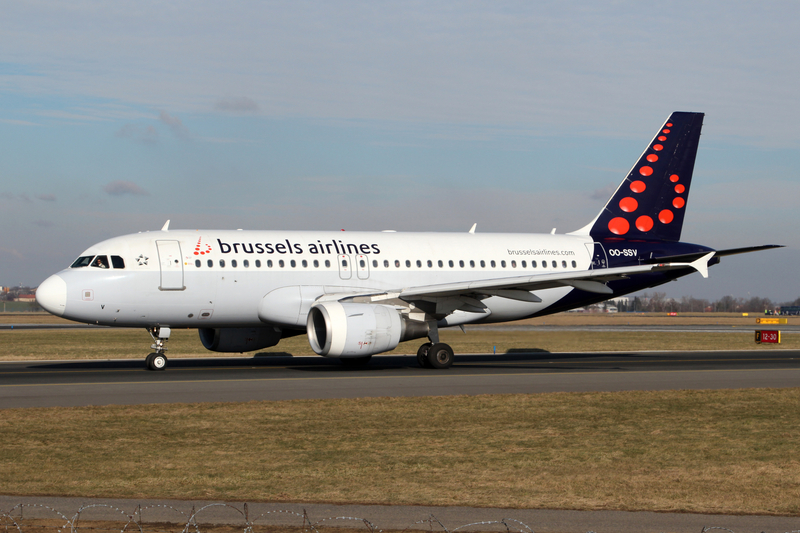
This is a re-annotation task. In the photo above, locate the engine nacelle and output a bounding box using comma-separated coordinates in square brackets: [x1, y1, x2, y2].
[199, 327, 282, 353]
[307, 302, 411, 358]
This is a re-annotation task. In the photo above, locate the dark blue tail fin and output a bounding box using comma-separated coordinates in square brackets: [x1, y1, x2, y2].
[581, 112, 704, 242]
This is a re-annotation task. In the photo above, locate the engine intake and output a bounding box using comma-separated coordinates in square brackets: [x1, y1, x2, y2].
[307, 302, 420, 357]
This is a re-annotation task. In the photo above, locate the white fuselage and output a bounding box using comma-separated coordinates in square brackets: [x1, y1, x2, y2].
[41, 229, 595, 329]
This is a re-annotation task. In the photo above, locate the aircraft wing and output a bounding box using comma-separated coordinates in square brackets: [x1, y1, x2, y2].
[331, 253, 715, 313]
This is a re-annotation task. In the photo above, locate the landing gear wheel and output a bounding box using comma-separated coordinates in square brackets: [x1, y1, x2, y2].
[417, 343, 433, 368]
[146, 352, 168, 371]
[340, 355, 372, 367]
[427, 343, 454, 369]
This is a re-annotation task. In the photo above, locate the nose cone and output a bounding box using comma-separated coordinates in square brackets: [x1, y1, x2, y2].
[36, 275, 67, 316]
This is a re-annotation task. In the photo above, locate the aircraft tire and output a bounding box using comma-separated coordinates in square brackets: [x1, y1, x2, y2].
[339, 355, 372, 367]
[145, 353, 155, 370]
[416, 343, 433, 368]
[427, 343, 454, 369]
[147, 353, 168, 371]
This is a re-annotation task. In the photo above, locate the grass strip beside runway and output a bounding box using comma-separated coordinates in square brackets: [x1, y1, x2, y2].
[1, 327, 798, 361]
[1, 389, 798, 515]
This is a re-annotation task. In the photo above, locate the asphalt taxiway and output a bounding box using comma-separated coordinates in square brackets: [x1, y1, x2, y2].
[1, 349, 798, 408]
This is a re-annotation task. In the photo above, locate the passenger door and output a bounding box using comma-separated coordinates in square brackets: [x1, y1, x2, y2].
[156, 240, 185, 290]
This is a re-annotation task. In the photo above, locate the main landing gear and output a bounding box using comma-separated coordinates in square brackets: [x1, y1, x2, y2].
[416, 342, 455, 369]
[145, 326, 170, 371]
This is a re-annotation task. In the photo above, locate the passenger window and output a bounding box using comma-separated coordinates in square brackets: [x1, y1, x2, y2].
[416, 260, 422, 268]
[501, 260, 506, 268]
[219, 259, 225, 267]
[552, 260, 557, 268]
[470, 260, 475, 268]
[279, 260, 285, 268]
[405, 260, 411, 267]
[384, 260, 389, 268]
[532, 261, 537, 268]
[111, 256, 125, 269]
[490, 260, 496, 268]
[195, 260, 201, 268]
[207, 259, 213, 267]
[459, 260, 464, 268]
[267, 260, 273, 268]
[91, 256, 109, 269]
[542, 261, 547, 268]
[438, 260, 443, 267]
[480, 260, 485, 268]
[325, 260, 331, 267]
[341, 260, 347, 267]
[521, 261, 526, 268]
[562, 260, 567, 268]
[302, 260, 308, 267]
[361, 259, 366, 268]
[290, 260, 296, 268]
[314, 260, 320, 268]
[373, 260, 378, 268]
[231, 259, 238, 268]
[256, 260, 262, 268]
[511, 260, 516, 268]
[71, 256, 94, 268]
[572, 260, 577, 268]
[395, 260, 400, 267]
[244, 259, 250, 268]
[427, 260, 433, 268]
[448, 260, 454, 267]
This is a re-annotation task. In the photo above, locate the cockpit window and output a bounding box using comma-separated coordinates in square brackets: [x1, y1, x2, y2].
[111, 255, 125, 269]
[91, 256, 110, 269]
[71, 256, 94, 268]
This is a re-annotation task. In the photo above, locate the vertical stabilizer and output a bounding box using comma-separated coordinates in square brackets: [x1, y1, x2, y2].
[577, 112, 704, 242]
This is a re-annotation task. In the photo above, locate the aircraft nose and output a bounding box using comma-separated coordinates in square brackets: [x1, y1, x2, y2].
[36, 275, 67, 316]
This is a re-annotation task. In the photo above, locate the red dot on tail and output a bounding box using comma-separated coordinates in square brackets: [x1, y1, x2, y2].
[675, 184, 685, 193]
[639, 166, 653, 176]
[193, 252, 199, 255]
[666, 123, 673, 127]
[647, 154, 658, 162]
[663, 129, 670, 133]
[630, 180, 646, 193]
[673, 197, 686, 209]
[658, 136, 667, 141]
[653, 144, 663, 151]
[619, 197, 638, 212]
[636, 216, 654, 232]
[669, 174, 679, 182]
[608, 217, 630, 235]
[659, 209, 674, 224]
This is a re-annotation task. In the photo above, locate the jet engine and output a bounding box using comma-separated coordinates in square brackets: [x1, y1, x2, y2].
[199, 327, 282, 353]
[307, 301, 427, 358]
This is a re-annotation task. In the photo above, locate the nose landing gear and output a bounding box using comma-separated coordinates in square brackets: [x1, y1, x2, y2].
[146, 326, 170, 371]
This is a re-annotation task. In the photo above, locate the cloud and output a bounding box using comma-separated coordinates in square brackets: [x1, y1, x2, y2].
[36, 193, 56, 202]
[215, 97, 259, 114]
[159, 111, 189, 139]
[590, 184, 616, 200]
[32, 220, 54, 227]
[103, 180, 150, 196]
[116, 123, 158, 145]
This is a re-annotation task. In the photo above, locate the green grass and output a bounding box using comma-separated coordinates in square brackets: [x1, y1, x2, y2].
[0, 327, 796, 361]
[1, 389, 799, 515]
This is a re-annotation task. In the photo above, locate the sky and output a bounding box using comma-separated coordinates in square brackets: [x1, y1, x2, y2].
[1, 1, 798, 302]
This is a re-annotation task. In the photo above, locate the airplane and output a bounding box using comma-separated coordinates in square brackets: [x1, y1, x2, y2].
[35, 112, 781, 370]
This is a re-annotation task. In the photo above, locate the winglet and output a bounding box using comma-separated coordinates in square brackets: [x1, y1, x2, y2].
[161, 220, 170, 231]
[469, 223, 477, 234]
[690, 252, 715, 279]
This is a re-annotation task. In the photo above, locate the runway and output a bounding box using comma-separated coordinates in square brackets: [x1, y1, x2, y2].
[1, 350, 798, 408]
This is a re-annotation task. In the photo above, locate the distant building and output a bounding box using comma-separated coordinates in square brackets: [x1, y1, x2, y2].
[14, 294, 36, 302]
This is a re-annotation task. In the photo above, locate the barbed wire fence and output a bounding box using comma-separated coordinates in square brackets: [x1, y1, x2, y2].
[1, 503, 798, 533]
